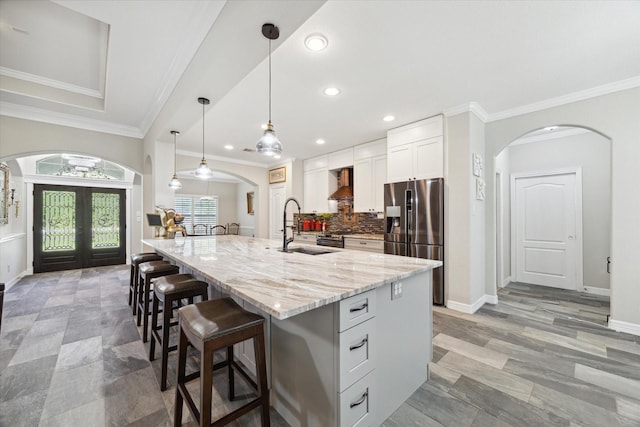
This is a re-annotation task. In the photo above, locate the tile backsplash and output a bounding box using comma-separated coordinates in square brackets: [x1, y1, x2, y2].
[295, 200, 384, 235]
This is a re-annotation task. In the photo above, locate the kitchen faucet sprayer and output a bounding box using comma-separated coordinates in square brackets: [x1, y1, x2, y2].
[283, 197, 302, 252]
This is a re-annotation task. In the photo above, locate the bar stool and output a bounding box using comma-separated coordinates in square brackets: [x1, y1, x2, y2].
[137, 260, 180, 342]
[129, 253, 163, 315]
[150, 275, 209, 390]
[174, 298, 270, 427]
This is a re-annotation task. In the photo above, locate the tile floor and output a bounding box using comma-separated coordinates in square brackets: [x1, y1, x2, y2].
[1, 266, 639, 426]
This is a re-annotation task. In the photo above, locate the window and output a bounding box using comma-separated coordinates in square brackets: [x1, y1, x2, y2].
[174, 196, 218, 231]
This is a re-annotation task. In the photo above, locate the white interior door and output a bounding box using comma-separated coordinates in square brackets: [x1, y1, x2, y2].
[512, 171, 582, 290]
[269, 184, 286, 240]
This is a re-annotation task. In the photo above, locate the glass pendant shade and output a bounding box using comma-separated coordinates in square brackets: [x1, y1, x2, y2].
[168, 130, 182, 189]
[256, 122, 282, 156]
[195, 158, 213, 179]
[168, 174, 182, 189]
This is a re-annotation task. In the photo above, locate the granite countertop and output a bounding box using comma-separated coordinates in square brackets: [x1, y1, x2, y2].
[142, 235, 440, 320]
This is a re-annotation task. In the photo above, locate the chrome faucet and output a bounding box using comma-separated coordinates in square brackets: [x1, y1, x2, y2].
[283, 197, 302, 252]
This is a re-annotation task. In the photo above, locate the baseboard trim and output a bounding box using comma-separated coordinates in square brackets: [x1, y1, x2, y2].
[485, 294, 499, 305]
[583, 286, 610, 297]
[609, 319, 640, 337]
[447, 295, 486, 314]
[5, 270, 28, 291]
[501, 276, 511, 288]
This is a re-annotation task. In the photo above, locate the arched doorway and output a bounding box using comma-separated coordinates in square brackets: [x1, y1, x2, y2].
[494, 126, 611, 296]
[0, 151, 142, 276]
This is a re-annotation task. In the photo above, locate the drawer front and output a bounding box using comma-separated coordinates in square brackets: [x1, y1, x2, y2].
[339, 370, 375, 427]
[344, 239, 384, 254]
[338, 289, 376, 332]
[339, 318, 376, 392]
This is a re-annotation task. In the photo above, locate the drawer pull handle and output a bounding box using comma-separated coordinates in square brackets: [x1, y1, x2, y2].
[350, 337, 368, 351]
[350, 391, 368, 408]
[359, 241, 366, 245]
[349, 303, 368, 313]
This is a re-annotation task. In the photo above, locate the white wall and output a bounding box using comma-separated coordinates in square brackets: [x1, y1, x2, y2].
[444, 111, 486, 311]
[507, 131, 611, 290]
[236, 181, 256, 236]
[484, 87, 640, 335]
[0, 164, 27, 287]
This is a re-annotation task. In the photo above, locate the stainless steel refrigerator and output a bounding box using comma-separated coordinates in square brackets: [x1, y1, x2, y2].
[384, 178, 444, 305]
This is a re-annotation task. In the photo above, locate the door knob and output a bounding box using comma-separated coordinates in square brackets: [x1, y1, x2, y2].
[568, 235, 575, 240]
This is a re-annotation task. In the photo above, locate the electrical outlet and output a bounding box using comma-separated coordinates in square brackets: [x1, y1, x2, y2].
[391, 281, 402, 300]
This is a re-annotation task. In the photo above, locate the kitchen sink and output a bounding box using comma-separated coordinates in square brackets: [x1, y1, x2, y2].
[280, 246, 334, 255]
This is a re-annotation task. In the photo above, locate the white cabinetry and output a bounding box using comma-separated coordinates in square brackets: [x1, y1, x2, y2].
[344, 237, 384, 254]
[303, 155, 337, 213]
[387, 115, 443, 183]
[353, 139, 387, 213]
[328, 147, 354, 170]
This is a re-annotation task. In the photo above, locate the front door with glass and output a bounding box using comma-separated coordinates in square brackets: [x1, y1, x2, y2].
[34, 184, 126, 273]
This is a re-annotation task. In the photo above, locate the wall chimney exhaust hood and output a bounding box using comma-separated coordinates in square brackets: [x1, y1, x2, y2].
[328, 168, 353, 200]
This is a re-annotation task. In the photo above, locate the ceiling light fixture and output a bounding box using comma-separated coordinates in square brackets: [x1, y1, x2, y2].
[305, 33, 328, 51]
[195, 97, 213, 179]
[168, 130, 182, 190]
[383, 115, 395, 122]
[316, 138, 325, 145]
[224, 144, 234, 150]
[544, 126, 558, 131]
[256, 23, 282, 157]
[324, 87, 340, 96]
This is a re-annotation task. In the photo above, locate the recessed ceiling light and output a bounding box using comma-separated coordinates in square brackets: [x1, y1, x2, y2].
[323, 87, 340, 96]
[383, 115, 395, 122]
[305, 34, 328, 51]
[544, 126, 558, 131]
[224, 144, 234, 150]
[316, 139, 326, 145]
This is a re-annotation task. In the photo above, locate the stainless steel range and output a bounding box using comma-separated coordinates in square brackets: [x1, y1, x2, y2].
[316, 235, 345, 248]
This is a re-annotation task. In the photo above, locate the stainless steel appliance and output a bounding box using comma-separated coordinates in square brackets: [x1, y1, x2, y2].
[384, 178, 444, 305]
[317, 235, 345, 248]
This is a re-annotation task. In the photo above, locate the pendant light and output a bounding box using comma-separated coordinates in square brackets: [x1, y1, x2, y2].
[256, 23, 282, 156]
[195, 97, 213, 179]
[168, 130, 182, 189]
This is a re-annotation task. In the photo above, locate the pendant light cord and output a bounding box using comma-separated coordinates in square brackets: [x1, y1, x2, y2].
[201, 101, 205, 160]
[174, 133, 177, 172]
[268, 37, 272, 123]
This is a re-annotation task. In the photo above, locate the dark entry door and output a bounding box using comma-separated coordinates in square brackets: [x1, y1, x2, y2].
[34, 184, 126, 273]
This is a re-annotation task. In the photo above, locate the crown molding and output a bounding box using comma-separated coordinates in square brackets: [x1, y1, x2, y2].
[443, 102, 489, 122]
[0, 67, 103, 99]
[510, 127, 591, 146]
[177, 148, 269, 169]
[0, 102, 144, 138]
[488, 76, 640, 122]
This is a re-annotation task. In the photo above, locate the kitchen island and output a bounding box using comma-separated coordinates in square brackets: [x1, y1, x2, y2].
[142, 235, 441, 426]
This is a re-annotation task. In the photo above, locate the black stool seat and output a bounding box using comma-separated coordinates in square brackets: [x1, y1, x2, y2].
[150, 276, 208, 390]
[129, 253, 163, 315]
[137, 261, 180, 342]
[175, 298, 270, 427]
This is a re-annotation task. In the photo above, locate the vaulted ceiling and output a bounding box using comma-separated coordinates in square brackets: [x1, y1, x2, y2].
[1, 0, 639, 167]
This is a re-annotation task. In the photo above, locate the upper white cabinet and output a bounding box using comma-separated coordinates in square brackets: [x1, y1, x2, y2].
[328, 148, 354, 170]
[303, 155, 337, 213]
[387, 115, 443, 182]
[354, 139, 387, 212]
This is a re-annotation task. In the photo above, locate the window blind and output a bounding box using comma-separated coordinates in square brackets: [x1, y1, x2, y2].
[174, 196, 217, 232]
